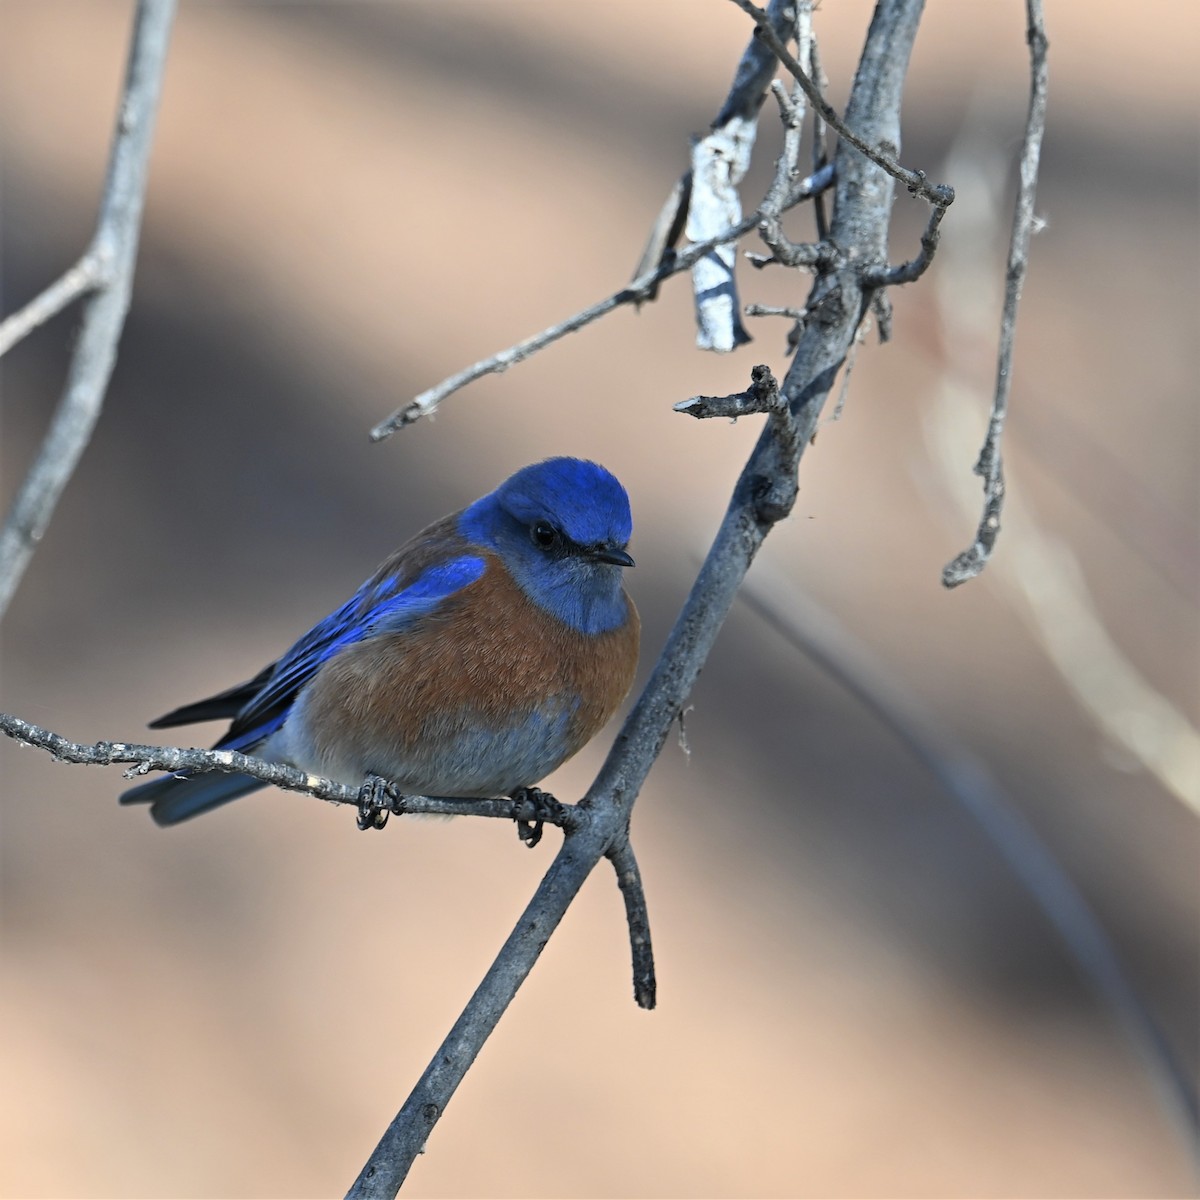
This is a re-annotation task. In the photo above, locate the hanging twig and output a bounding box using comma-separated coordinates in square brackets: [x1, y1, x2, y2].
[942, 0, 1049, 587]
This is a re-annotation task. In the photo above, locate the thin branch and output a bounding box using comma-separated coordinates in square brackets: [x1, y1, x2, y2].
[756, 4, 816, 269]
[0, 711, 584, 830]
[729, 0, 954, 209]
[861, 199, 950, 286]
[628, 169, 691, 305]
[942, 0, 1049, 587]
[368, 165, 834, 442]
[0, 0, 175, 621]
[808, 34, 830, 242]
[744, 303, 806, 320]
[676, 360, 784, 421]
[738, 574, 1200, 1149]
[346, 810, 614, 1198]
[733, 0, 955, 286]
[607, 836, 656, 1010]
[0, 251, 105, 358]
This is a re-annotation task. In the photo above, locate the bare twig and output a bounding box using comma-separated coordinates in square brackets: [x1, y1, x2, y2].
[861, 200, 951, 286]
[808, 34, 830, 242]
[732, 0, 955, 287]
[928, 401, 1200, 820]
[942, 0, 1049, 587]
[756, 5, 816, 269]
[629, 0, 788, 322]
[676, 361, 783, 420]
[0, 0, 175, 621]
[0, 252, 105, 358]
[739, 574, 1200, 1149]
[0, 711, 581, 830]
[629, 170, 692, 305]
[745, 303, 806, 320]
[607, 836, 656, 1009]
[369, 165, 834, 442]
[729, 0, 954, 209]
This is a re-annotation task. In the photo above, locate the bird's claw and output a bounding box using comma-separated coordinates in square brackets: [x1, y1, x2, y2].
[357, 774, 400, 831]
[509, 786, 564, 849]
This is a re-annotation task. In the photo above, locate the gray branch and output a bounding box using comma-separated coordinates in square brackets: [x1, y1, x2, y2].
[676, 360, 787, 420]
[0, 711, 581, 829]
[0, 0, 175, 621]
[349, 2, 934, 1193]
[756, 6, 818, 270]
[368, 164, 833, 442]
[732, 0, 955, 286]
[606, 835, 656, 1009]
[942, 0, 1049, 587]
[0, 252, 105, 357]
[729, 0, 954, 208]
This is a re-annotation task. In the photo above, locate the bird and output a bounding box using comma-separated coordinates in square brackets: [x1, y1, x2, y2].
[120, 457, 640, 826]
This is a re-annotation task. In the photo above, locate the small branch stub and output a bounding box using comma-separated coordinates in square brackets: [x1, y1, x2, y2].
[676, 362, 783, 420]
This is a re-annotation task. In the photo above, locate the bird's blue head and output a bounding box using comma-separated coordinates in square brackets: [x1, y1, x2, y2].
[459, 458, 634, 634]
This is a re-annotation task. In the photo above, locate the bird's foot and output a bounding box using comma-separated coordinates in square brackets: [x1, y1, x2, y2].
[509, 786, 564, 849]
[357, 774, 401, 831]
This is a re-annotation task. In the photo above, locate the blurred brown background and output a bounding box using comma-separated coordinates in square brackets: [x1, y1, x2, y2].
[1, 2, 1196, 1197]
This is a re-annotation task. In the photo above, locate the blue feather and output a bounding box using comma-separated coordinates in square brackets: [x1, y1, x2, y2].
[120, 554, 486, 822]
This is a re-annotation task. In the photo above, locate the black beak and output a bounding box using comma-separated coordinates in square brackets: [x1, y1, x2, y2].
[590, 546, 635, 568]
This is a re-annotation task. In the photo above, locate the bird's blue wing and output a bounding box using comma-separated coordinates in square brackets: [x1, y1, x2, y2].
[215, 554, 486, 751]
[121, 552, 487, 823]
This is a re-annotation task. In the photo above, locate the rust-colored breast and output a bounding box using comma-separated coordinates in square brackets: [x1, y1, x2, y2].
[299, 550, 639, 791]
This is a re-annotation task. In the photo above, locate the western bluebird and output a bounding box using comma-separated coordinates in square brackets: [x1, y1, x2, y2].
[120, 458, 639, 826]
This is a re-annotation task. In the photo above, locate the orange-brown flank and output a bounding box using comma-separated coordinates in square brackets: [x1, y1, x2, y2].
[298, 543, 639, 792]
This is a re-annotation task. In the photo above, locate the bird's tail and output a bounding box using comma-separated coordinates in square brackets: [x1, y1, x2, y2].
[119, 771, 267, 826]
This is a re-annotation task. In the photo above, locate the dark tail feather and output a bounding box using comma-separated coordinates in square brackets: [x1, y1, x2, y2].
[119, 771, 267, 825]
[148, 666, 274, 730]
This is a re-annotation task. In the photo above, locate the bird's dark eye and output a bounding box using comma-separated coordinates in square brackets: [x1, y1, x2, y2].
[531, 521, 560, 549]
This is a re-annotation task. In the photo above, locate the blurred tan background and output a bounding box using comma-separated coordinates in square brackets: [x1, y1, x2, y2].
[2, 2, 1196, 1197]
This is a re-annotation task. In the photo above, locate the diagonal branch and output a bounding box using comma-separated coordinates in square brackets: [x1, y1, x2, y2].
[942, 0, 1049, 587]
[348, 4, 935, 1192]
[729, 0, 954, 208]
[0, 0, 176, 622]
[352, 353, 815, 1198]
[368, 165, 833, 441]
[0, 252, 106, 358]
